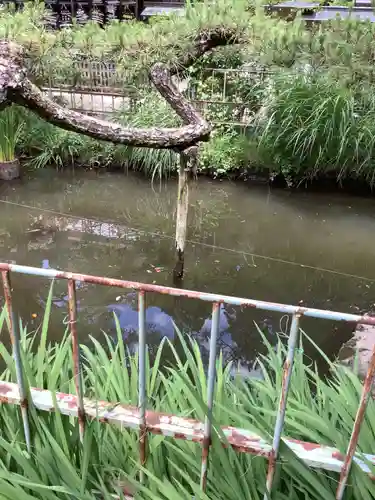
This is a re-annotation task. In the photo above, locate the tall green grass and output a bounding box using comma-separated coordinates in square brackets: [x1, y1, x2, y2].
[256, 74, 375, 185]
[0, 105, 24, 162]
[0, 293, 374, 499]
[18, 72, 375, 185]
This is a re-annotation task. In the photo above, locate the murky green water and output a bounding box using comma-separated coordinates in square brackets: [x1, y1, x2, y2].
[0, 169, 374, 374]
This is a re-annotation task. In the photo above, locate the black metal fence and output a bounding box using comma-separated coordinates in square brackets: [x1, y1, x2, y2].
[0, 0, 185, 24]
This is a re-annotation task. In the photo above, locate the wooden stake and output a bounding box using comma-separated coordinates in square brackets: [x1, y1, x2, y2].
[173, 147, 198, 281]
[174, 153, 190, 281]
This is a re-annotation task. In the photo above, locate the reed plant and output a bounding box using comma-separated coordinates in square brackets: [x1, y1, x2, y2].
[114, 92, 179, 179]
[0, 105, 24, 162]
[0, 287, 374, 499]
[256, 73, 375, 185]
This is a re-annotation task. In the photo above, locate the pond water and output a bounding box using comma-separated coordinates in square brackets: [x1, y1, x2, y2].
[0, 169, 375, 375]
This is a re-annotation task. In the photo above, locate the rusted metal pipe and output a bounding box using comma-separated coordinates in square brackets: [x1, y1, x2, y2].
[336, 342, 375, 499]
[2, 381, 375, 475]
[138, 290, 147, 483]
[67, 278, 85, 442]
[1, 263, 375, 326]
[264, 314, 301, 498]
[200, 302, 221, 491]
[1, 271, 31, 452]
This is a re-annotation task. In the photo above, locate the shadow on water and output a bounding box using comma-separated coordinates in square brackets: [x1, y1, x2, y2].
[1, 169, 375, 373]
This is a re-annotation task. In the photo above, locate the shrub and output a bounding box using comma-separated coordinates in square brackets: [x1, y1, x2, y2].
[199, 131, 251, 177]
[256, 73, 375, 185]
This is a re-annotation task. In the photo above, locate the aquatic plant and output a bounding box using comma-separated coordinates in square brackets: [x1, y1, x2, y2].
[0, 105, 24, 162]
[0, 291, 374, 499]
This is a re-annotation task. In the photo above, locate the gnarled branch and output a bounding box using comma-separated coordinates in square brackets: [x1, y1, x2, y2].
[0, 28, 239, 150]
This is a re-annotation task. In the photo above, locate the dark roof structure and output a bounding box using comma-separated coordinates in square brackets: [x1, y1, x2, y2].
[1, 0, 185, 24]
[265, 0, 375, 22]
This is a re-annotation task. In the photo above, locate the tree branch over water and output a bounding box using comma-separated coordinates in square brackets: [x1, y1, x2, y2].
[0, 28, 240, 150]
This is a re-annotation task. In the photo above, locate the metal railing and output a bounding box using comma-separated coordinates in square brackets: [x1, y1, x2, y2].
[0, 262, 375, 499]
[40, 63, 270, 126]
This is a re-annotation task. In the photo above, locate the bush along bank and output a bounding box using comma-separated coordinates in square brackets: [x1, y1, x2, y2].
[14, 96, 258, 181]
[13, 71, 375, 189]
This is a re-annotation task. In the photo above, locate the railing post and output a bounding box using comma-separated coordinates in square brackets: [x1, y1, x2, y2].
[67, 279, 85, 442]
[138, 290, 147, 483]
[264, 313, 301, 499]
[1, 271, 31, 453]
[200, 302, 221, 491]
[336, 341, 375, 499]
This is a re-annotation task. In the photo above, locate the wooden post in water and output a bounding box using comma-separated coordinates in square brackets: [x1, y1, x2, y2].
[173, 148, 197, 281]
[174, 153, 189, 281]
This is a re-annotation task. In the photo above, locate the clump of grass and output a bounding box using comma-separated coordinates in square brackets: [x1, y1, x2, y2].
[18, 92, 179, 178]
[0, 105, 24, 162]
[256, 73, 375, 185]
[113, 91, 180, 179]
[0, 288, 374, 499]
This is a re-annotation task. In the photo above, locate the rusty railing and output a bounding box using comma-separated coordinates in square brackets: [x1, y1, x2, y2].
[0, 262, 375, 499]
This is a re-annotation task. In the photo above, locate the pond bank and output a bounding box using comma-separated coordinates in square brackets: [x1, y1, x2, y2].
[31, 161, 375, 198]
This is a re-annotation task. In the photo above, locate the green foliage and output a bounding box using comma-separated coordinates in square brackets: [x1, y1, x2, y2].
[6, 1, 375, 183]
[256, 73, 375, 184]
[0, 297, 374, 499]
[0, 105, 24, 162]
[199, 131, 251, 177]
[4, 1, 375, 85]
[0, 0, 253, 82]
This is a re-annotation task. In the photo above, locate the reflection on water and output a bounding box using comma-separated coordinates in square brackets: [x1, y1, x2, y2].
[1, 169, 375, 370]
[107, 299, 267, 378]
[41, 276, 260, 377]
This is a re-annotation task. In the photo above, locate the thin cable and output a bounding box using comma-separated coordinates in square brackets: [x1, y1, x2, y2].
[1, 198, 375, 283]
